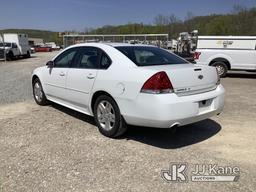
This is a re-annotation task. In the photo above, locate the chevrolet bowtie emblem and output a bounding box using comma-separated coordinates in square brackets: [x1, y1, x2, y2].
[198, 75, 204, 79]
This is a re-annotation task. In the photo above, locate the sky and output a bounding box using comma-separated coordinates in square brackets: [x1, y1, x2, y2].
[0, 0, 255, 31]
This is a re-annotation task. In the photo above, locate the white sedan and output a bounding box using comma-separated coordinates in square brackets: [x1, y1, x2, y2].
[32, 43, 225, 138]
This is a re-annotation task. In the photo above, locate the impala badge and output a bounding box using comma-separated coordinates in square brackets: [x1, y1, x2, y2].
[198, 75, 204, 80]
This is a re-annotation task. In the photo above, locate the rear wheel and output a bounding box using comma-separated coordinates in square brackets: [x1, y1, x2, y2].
[211, 61, 228, 78]
[33, 78, 48, 105]
[93, 95, 127, 138]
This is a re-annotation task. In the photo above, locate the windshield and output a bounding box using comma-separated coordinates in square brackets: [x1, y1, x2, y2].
[115, 46, 188, 66]
[0, 43, 11, 47]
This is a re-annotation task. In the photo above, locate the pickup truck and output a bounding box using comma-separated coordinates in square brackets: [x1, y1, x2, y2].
[194, 36, 256, 77]
[0, 34, 31, 60]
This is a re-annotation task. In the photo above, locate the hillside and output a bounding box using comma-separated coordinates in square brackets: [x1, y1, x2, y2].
[1, 6, 255, 43]
[0, 29, 62, 45]
[90, 6, 256, 38]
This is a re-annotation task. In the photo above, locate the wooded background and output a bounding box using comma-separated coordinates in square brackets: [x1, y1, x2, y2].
[1, 5, 255, 45]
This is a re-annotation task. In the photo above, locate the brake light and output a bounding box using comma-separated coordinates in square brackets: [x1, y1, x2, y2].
[194, 52, 201, 60]
[141, 72, 173, 94]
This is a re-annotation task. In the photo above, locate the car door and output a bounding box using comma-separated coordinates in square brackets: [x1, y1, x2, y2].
[230, 50, 256, 70]
[65, 47, 101, 110]
[11, 43, 19, 56]
[43, 48, 78, 101]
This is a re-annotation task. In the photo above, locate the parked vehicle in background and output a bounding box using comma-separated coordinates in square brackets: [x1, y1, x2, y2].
[30, 47, 36, 53]
[0, 34, 31, 60]
[166, 39, 177, 51]
[195, 36, 256, 77]
[32, 43, 225, 138]
[34, 45, 52, 52]
[45, 42, 60, 50]
[173, 30, 198, 62]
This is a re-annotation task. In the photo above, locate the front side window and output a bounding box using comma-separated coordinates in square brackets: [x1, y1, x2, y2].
[54, 48, 78, 68]
[0, 43, 11, 47]
[115, 46, 188, 66]
[12, 43, 18, 48]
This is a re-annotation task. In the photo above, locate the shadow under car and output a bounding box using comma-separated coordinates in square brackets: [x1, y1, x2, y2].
[51, 103, 221, 149]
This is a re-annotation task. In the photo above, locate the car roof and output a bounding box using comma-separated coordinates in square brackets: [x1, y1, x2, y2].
[69, 42, 155, 48]
[103, 42, 155, 47]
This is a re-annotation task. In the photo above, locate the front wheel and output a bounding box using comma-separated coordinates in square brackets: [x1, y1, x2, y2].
[25, 51, 31, 58]
[6, 51, 14, 61]
[212, 61, 228, 78]
[93, 95, 127, 138]
[33, 78, 48, 105]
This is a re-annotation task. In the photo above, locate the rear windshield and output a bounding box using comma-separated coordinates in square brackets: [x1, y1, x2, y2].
[115, 46, 188, 66]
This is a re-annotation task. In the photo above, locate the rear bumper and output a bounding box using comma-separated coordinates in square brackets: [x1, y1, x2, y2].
[118, 84, 225, 128]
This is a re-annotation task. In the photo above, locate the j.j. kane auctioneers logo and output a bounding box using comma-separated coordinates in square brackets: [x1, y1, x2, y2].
[161, 163, 240, 183]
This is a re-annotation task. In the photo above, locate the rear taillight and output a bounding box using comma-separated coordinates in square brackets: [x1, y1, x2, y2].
[194, 52, 201, 60]
[141, 72, 173, 94]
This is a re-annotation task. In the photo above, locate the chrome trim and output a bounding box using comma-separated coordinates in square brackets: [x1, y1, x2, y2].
[175, 85, 217, 97]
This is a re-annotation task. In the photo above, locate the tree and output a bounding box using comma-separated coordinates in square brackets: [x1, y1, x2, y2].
[154, 14, 169, 26]
[169, 14, 180, 24]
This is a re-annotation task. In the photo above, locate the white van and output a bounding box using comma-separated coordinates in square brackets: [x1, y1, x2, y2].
[195, 36, 256, 77]
[0, 34, 31, 60]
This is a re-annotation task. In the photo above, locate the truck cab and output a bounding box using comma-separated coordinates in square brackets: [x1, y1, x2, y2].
[0, 42, 20, 59]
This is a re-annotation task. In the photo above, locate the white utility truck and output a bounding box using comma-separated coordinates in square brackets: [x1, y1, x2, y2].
[195, 36, 256, 77]
[0, 33, 31, 60]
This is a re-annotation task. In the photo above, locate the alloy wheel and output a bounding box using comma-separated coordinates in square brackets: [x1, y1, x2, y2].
[97, 100, 116, 131]
[34, 82, 43, 102]
[216, 64, 225, 76]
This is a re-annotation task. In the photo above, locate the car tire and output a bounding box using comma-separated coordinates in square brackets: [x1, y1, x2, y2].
[6, 51, 14, 61]
[32, 78, 48, 106]
[93, 95, 127, 138]
[211, 61, 228, 78]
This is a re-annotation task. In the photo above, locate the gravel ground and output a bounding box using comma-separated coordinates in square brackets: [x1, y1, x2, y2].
[0, 52, 57, 104]
[0, 53, 256, 192]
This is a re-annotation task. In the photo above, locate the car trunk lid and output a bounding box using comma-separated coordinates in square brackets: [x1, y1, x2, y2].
[142, 64, 218, 96]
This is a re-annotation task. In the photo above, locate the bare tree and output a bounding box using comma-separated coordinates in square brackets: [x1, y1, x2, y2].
[232, 4, 247, 14]
[169, 14, 180, 24]
[154, 14, 169, 25]
[185, 11, 195, 21]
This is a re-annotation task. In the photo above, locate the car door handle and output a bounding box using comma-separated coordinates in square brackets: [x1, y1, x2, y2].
[59, 72, 65, 76]
[87, 73, 95, 79]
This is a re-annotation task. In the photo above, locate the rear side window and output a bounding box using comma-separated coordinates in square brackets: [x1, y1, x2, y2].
[76, 47, 100, 69]
[115, 46, 188, 66]
[100, 52, 111, 69]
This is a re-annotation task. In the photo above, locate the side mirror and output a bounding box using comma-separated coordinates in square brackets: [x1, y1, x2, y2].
[46, 61, 54, 68]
